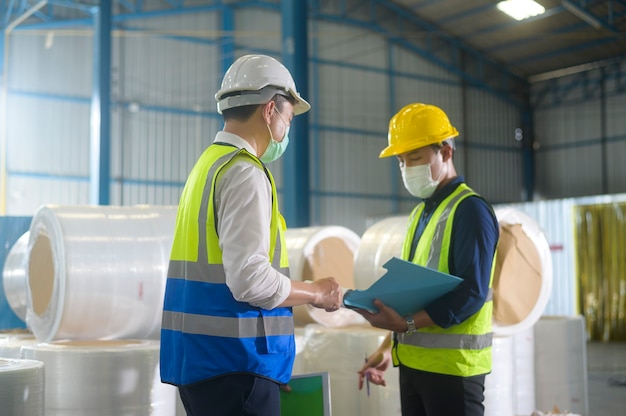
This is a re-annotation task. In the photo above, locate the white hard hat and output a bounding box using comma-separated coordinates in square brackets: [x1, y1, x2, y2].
[215, 54, 311, 115]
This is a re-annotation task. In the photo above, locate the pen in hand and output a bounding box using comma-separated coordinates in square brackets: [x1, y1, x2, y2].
[364, 354, 370, 397]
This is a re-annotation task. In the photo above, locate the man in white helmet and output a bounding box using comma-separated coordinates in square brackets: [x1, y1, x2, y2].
[160, 54, 343, 415]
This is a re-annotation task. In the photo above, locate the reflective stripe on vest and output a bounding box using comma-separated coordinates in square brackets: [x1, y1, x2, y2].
[393, 183, 495, 377]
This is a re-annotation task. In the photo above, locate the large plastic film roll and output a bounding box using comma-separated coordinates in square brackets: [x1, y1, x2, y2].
[512, 326, 536, 415]
[285, 226, 366, 327]
[353, 216, 408, 290]
[21, 339, 177, 416]
[0, 358, 45, 415]
[301, 324, 401, 416]
[484, 335, 514, 416]
[493, 207, 553, 336]
[2, 231, 30, 321]
[25, 205, 177, 342]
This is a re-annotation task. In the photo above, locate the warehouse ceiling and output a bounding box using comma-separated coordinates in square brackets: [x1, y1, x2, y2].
[392, 0, 626, 80]
[1, 0, 625, 82]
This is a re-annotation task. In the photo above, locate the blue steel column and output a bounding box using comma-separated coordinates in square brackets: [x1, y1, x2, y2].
[90, 3, 111, 205]
[281, 0, 310, 227]
[220, 6, 234, 80]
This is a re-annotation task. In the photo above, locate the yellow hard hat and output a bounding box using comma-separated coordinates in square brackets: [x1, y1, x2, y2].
[379, 103, 459, 158]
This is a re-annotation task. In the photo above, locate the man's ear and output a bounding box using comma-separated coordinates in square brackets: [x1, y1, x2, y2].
[262, 101, 275, 124]
[441, 144, 453, 162]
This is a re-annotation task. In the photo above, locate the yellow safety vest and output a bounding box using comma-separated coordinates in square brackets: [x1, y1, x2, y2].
[392, 183, 495, 377]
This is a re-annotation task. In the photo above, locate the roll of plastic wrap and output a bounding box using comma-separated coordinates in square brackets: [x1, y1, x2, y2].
[25, 205, 177, 342]
[292, 326, 307, 375]
[484, 335, 514, 416]
[512, 326, 536, 415]
[3, 232, 30, 321]
[301, 324, 401, 416]
[0, 358, 45, 415]
[285, 226, 366, 327]
[0, 330, 38, 358]
[21, 339, 177, 416]
[493, 208, 553, 336]
[353, 216, 408, 290]
[534, 316, 588, 416]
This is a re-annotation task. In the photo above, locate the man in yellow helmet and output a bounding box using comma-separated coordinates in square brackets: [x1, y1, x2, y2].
[160, 55, 343, 416]
[356, 103, 499, 416]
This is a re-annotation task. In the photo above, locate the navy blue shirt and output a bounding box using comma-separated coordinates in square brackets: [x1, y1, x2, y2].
[408, 176, 499, 329]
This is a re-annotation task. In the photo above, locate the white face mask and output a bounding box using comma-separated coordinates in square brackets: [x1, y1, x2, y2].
[401, 163, 445, 199]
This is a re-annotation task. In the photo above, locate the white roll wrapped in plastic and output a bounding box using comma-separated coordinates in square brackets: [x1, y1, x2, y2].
[21, 339, 177, 416]
[353, 216, 408, 290]
[0, 358, 45, 416]
[484, 335, 515, 416]
[512, 326, 536, 415]
[301, 324, 401, 416]
[2, 232, 30, 321]
[25, 205, 177, 342]
[0, 330, 38, 358]
[493, 207, 553, 336]
[285, 226, 366, 327]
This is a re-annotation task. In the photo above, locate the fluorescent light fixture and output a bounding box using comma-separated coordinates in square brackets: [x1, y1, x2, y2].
[497, 0, 546, 21]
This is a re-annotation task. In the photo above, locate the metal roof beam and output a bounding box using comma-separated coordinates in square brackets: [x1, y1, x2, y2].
[562, 0, 620, 33]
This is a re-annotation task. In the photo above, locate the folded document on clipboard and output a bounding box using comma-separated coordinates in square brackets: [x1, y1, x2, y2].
[343, 257, 463, 316]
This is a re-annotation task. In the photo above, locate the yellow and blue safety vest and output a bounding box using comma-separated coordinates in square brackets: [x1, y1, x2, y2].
[160, 143, 293, 386]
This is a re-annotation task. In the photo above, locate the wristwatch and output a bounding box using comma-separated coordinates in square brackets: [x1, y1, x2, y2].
[404, 315, 416, 334]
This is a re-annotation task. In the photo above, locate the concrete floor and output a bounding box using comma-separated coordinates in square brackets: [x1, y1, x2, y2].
[586, 341, 626, 416]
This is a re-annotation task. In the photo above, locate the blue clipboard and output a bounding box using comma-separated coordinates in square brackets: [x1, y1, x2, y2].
[343, 257, 463, 316]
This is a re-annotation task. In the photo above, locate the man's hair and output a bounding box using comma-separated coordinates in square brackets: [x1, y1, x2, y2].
[222, 93, 295, 122]
[431, 138, 456, 152]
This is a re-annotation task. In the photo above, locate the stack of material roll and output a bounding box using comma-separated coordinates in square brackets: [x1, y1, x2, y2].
[2, 231, 30, 322]
[300, 324, 401, 416]
[8, 205, 182, 415]
[353, 215, 408, 290]
[285, 226, 366, 327]
[21, 339, 176, 416]
[0, 330, 38, 359]
[0, 358, 45, 415]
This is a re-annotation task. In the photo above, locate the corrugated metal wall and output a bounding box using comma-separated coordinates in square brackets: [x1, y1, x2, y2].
[531, 62, 626, 199]
[3, 2, 528, 237]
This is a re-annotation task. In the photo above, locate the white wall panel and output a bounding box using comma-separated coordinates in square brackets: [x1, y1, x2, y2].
[8, 29, 91, 96]
[315, 64, 390, 131]
[607, 141, 626, 194]
[536, 145, 602, 198]
[393, 45, 459, 82]
[314, 22, 388, 69]
[235, 9, 281, 53]
[7, 95, 89, 175]
[6, 177, 89, 216]
[535, 100, 601, 147]
[315, 131, 392, 195]
[114, 16, 221, 110]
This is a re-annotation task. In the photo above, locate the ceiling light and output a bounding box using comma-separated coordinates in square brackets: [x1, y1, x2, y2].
[497, 0, 546, 21]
